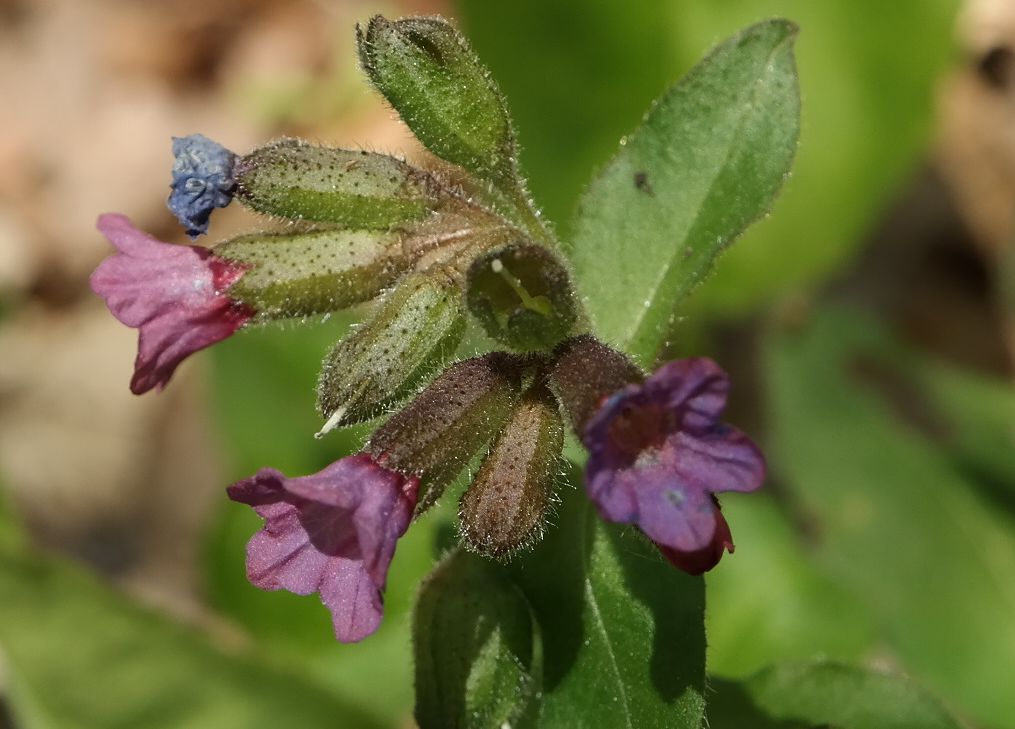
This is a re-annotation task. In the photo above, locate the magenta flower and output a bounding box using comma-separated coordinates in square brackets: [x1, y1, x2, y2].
[90, 213, 253, 394]
[583, 358, 765, 575]
[227, 454, 419, 642]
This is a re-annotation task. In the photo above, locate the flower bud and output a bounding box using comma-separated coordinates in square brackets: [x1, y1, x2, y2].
[215, 228, 410, 318]
[546, 335, 644, 435]
[168, 134, 236, 238]
[358, 15, 517, 190]
[368, 353, 525, 510]
[466, 241, 578, 351]
[234, 139, 440, 227]
[317, 271, 465, 431]
[459, 384, 564, 559]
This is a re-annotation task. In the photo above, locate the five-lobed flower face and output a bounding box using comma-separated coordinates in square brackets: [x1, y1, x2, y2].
[90, 214, 253, 394]
[582, 358, 765, 574]
[226, 454, 419, 642]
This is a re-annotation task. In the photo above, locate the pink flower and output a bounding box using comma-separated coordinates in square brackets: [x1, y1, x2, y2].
[582, 358, 765, 574]
[90, 213, 253, 394]
[227, 454, 419, 642]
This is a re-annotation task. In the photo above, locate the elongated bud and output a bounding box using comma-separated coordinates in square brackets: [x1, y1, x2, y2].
[214, 228, 409, 318]
[413, 550, 535, 729]
[466, 241, 578, 351]
[235, 139, 440, 227]
[358, 16, 518, 189]
[316, 271, 465, 430]
[369, 353, 524, 510]
[459, 384, 563, 559]
[546, 335, 644, 435]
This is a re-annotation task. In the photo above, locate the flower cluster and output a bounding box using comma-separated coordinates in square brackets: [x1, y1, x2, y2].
[90, 15, 765, 642]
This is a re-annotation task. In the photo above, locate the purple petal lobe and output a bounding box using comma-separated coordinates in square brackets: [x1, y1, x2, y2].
[583, 357, 765, 570]
[90, 213, 252, 394]
[227, 455, 419, 642]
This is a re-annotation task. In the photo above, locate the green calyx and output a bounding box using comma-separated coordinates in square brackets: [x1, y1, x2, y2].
[216, 228, 408, 318]
[234, 139, 439, 227]
[466, 242, 579, 351]
[316, 270, 465, 431]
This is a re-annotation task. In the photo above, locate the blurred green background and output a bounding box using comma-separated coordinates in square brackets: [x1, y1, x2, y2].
[1, 0, 1014, 727]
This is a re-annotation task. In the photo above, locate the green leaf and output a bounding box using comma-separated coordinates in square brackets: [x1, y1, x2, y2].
[413, 549, 535, 729]
[459, 0, 957, 315]
[569, 20, 799, 363]
[508, 477, 705, 728]
[710, 661, 963, 729]
[765, 305, 1015, 728]
[705, 495, 875, 678]
[0, 531, 381, 729]
[909, 357, 1015, 499]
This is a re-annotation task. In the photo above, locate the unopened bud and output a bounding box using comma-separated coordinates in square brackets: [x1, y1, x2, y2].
[235, 139, 439, 227]
[168, 134, 237, 238]
[358, 16, 517, 188]
[215, 228, 409, 318]
[466, 242, 578, 351]
[459, 384, 563, 559]
[369, 352, 525, 510]
[316, 271, 465, 431]
[546, 335, 644, 435]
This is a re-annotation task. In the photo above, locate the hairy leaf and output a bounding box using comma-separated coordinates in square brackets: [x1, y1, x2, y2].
[567, 19, 800, 362]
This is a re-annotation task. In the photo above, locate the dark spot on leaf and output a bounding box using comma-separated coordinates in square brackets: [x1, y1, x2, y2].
[634, 171, 654, 196]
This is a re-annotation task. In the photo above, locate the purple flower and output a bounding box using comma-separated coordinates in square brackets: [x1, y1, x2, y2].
[227, 454, 419, 642]
[583, 358, 765, 575]
[90, 213, 253, 394]
[168, 134, 236, 238]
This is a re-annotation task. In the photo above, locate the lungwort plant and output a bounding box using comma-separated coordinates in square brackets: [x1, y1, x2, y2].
[87, 12, 962, 729]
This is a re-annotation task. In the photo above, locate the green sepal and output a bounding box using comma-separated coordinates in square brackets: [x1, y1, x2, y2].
[215, 228, 409, 318]
[466, 241, 578, 351]
[413, 549, 536, 729]
[235, 139, 439, 227]
[316, 270, 465, 428]
[459, 382, 564, 559]
[368, 353, 524, 512]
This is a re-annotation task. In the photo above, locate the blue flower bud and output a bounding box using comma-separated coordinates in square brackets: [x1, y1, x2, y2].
[168, 134, 237, 238]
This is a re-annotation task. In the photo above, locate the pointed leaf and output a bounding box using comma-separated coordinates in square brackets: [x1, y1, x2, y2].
[569, 20, 799, 362]
[765, 306, 1015, 728]
[508, 477, 705, 728]
[710, 661, 963, 729]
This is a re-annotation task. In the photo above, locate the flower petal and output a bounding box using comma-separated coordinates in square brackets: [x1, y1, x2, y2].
[91, 214, 252, 394]
[586, 443, 719, 552]
[245, 501, 384, 642]
[642, 357, 729, 432]
[227, 455, 418, 642]
[672, 427, 766, 494]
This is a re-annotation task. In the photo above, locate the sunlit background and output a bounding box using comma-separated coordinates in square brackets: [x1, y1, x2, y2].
[1, 0, 1013, 727]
